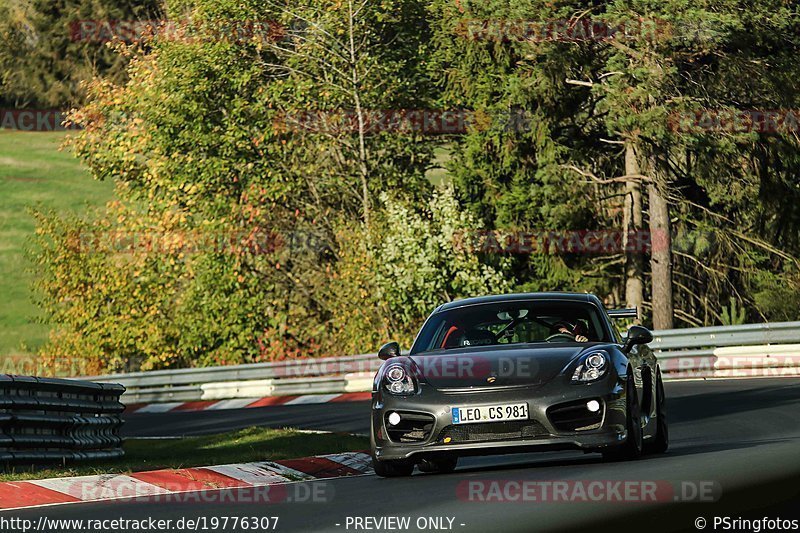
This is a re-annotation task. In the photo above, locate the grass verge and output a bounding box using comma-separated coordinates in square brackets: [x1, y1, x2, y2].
[0, 130, 114, 360]
[0, 426, 369, 482]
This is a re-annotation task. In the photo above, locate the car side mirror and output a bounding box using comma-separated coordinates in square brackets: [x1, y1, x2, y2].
[378, 341, 400, 360]
[623, 325, 653, 353]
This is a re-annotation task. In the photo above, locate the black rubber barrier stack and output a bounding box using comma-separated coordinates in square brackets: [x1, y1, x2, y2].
[0, 375, 125, 464]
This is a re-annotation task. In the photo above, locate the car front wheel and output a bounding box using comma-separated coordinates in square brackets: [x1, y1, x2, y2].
[645, 369, 669, 454]
[603, 373, 643, 461]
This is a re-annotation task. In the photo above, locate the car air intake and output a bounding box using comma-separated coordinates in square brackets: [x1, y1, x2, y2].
[437, 420, 549, 443]
[547, 399, 604, 432]
[385, 412, 436, 443]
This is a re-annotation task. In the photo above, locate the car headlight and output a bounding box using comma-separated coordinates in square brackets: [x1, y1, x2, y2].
[571, 351, 608, 382]
[383, 363, 418, 395]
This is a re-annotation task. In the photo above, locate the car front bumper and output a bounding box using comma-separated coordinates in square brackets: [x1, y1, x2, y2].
[371, 372, 628, 462]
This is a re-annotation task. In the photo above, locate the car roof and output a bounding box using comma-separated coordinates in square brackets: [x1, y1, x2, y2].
[436, 292, 602, 313]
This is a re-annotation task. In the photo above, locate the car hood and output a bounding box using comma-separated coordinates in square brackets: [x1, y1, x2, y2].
[408, 343, 606, 389]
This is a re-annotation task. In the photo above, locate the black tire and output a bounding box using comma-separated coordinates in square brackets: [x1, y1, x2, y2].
[603, 373, 643, 461]
[372, 456, 414, 477]
[418, 457, 458, 474]
[645, 370, 669, 454]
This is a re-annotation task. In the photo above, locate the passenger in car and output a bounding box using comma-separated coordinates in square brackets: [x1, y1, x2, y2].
[551, 320, 590, 342]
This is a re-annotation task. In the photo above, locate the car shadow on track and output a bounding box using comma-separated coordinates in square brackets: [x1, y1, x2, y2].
[436, 452, 607, 475]
[645, 436, 797, 459]
[420, 435, 797, 477]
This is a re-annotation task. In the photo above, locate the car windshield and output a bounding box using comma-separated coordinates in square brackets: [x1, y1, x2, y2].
[410, 300, 610, 354]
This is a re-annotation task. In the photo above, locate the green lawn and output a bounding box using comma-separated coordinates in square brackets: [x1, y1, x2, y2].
[0, 130, 114, 363]
[0, 427, 369, 481]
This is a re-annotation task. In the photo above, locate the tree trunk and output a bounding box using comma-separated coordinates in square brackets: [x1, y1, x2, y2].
[623, 143, 644, 322]
[648, 174, 674, 330]
[348, 0, 370, 228]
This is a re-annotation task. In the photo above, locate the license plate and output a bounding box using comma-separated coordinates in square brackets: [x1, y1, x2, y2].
[451, 403, 529, 424]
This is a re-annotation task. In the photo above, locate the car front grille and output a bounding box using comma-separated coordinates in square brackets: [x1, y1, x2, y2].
[436, 420, 549, 444]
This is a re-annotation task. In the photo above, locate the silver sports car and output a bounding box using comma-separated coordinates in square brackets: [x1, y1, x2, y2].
[370, 292, 668, 477]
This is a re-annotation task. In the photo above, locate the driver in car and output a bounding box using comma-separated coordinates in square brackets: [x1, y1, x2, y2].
[551, 320, 590, 342]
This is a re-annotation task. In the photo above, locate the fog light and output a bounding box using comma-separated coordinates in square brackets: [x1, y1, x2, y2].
[387, 412, 401, 426]
[586, 400, 601, 412]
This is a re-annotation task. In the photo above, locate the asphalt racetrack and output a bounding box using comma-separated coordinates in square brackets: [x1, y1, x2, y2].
[6, 378, 800, 532]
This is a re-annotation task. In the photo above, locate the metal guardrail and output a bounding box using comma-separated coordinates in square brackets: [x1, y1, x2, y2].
[90, 353, 378, 389]
[651, 321, 800, 352]
[87, 354, 382, 404]
[86, 321, 800, 404]
[0, 376, 125, 464]
[646, 322, 800, 378]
